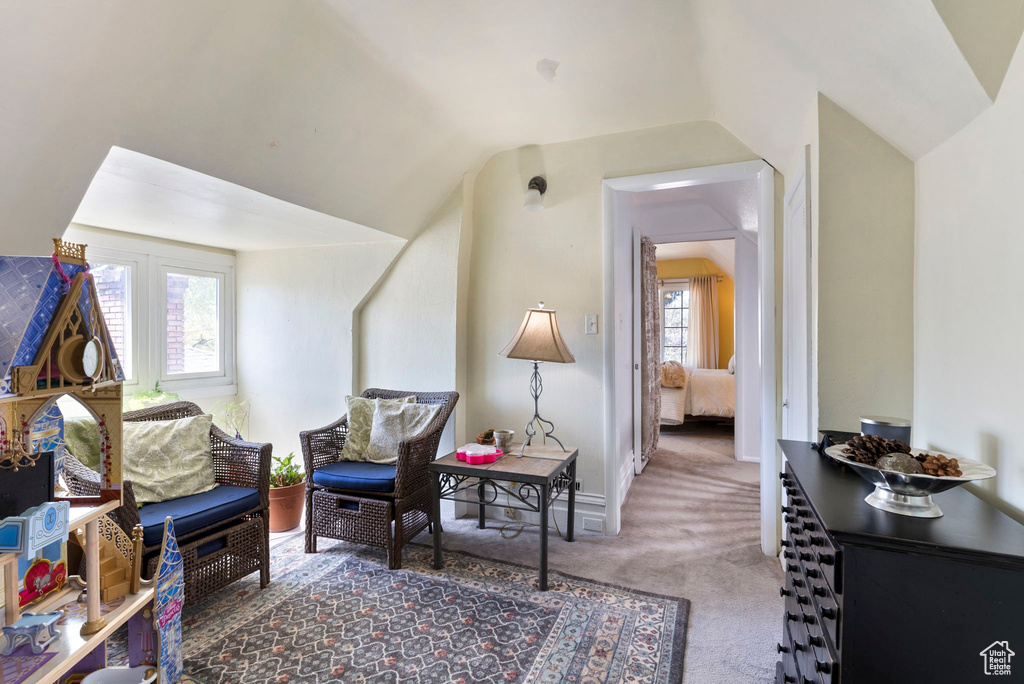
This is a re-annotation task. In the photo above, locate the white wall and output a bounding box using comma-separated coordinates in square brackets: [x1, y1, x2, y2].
[358, 183, 467, 455]
[468, 122, 759, 502]
[916, 35, 1024, 521]
[235, 240, 404, 460]
[817, 95, 916, 431]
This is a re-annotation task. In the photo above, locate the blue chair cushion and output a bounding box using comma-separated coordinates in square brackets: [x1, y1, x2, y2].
[138, 485, 261, 546]
[312, 461, 396, 493]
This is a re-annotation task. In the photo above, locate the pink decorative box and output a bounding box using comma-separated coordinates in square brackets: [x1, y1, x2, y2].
[456, 448, 503, 465]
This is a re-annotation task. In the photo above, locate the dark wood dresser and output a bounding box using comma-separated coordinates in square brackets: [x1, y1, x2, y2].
[776, 439, 1024, 684]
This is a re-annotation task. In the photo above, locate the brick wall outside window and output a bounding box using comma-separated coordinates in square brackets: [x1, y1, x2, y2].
[166, 274, 188, 374]
[93, 265, 128, 375]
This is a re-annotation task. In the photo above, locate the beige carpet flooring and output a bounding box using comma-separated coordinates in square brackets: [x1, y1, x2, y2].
[419, 423, 784, 683]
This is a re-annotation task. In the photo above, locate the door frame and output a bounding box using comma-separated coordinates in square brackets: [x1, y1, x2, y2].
[602, 160, 778, 556]
[783, 145, 815, 441]
[631, 226, 644, 474]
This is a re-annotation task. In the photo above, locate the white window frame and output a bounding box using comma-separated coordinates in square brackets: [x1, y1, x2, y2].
[72, 231, 236, 398]
[85, 251, 142, 387]
[157, 261, 232, 387]
[659, 278, 689, 365]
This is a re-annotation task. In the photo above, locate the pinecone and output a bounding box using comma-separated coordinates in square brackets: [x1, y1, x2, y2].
[917, 453, 962, 477]
[476, 429, 496, 446]
[842, 434, 911, 466]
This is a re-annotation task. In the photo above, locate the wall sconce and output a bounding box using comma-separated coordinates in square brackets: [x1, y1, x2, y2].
[523, 176, 547, 211]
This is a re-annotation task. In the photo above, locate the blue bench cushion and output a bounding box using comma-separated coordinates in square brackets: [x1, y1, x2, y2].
[312, 461, 396, 493]
[138, 485, 261, 546]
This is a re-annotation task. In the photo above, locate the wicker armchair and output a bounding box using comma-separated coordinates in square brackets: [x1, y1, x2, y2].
[63, 401, 271, 603]
[300, 389, 458, 569]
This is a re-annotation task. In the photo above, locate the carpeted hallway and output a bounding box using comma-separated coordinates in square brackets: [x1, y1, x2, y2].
[425, 423, 784, 683]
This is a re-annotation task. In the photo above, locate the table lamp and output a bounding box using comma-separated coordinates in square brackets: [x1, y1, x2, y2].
[499, 302, 575, 456]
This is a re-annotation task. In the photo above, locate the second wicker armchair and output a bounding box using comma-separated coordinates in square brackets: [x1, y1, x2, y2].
[299, 389, 459, 569]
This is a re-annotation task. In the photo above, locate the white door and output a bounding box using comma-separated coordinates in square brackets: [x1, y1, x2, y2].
[783, 146, 812, 441]
[632, 226, 646, 474]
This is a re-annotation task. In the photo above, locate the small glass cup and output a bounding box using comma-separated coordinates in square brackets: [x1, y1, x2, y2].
[493, 429, 514, 453]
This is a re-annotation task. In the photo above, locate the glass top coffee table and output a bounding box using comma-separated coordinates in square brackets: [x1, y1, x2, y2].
[429, 443, 578, 590]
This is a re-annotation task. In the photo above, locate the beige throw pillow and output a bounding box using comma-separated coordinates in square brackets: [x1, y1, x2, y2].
[340, 395, 416, 462]
[661, 361, 688, 389]
[123, 414, 218, 504]
[363, 399, 442, 464]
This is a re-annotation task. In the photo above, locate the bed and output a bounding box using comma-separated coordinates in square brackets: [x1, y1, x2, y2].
[660, 366, 735, 425]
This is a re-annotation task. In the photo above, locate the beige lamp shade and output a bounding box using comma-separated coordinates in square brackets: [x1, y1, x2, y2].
[499, 304, 576, 363]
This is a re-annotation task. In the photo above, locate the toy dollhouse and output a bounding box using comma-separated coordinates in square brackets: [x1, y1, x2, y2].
[0, 239, 125, 501]
[0, 240, 181, 684]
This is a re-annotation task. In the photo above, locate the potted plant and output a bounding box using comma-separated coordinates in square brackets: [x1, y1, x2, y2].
[268, 452, 305, 533]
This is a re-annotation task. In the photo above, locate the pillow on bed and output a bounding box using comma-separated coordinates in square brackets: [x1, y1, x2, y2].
[661, 361, 688, 388]
[728, 355, 736, 374]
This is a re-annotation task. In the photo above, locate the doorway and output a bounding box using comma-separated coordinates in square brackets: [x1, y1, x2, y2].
[646, 239, 737, 472]
[602, 160, 778, 556]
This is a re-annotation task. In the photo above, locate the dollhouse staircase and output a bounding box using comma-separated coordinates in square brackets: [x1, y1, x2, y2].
[73, 514, 135, 602]
[98, 549, 132, 601]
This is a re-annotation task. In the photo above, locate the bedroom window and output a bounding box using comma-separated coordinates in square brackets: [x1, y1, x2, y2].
[661, 280, 689, 364]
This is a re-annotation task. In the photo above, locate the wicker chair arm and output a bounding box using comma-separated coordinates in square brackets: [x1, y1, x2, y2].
[299, 415, 350, 477]
[210, 425, 272, 509]
[111, 480, 143, 533]
[62, 453, 102, 497]
[392, 418, 448, 498]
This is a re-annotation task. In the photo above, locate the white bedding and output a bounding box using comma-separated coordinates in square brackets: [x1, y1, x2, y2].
[660, 367, 735, 424]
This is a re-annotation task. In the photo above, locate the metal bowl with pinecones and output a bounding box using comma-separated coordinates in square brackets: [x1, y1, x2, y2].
[823, 434, 995, 518]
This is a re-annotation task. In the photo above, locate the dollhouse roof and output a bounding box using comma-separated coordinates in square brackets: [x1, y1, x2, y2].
[0, 255, 125, 396]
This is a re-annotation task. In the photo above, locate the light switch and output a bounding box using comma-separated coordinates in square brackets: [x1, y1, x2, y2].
[584, 314, 599, 335]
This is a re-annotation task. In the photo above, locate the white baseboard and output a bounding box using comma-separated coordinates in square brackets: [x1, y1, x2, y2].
[619, 452, 635, 501]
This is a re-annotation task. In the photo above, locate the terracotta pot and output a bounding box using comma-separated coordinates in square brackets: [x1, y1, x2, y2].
[268, 482, 305, 533]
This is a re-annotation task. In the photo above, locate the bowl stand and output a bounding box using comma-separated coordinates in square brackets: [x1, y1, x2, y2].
[865, 486, 944, 518]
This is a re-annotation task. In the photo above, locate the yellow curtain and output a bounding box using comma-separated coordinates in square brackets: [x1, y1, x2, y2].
[688, 275, 719, 369]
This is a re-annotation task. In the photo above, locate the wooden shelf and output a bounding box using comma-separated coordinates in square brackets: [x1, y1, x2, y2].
[20, 583, 155, 684]
[67, 501, 120, 529]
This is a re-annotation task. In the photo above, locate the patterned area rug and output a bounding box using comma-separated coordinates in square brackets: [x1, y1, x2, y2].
[162, 536, 688, 683]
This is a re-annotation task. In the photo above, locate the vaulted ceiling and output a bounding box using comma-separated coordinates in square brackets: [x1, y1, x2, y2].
[1, 0, 1019, 255]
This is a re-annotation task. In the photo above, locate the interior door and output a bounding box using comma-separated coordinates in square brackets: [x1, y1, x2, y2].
[782, 146, 812, 440]
[632, 226, 646, 474]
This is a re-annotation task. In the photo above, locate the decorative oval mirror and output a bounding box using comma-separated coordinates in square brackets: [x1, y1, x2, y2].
[81, 337, 104, 380]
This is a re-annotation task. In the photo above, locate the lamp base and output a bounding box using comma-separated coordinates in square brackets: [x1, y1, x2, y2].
[520, 361, 567, 457]
[520, 415, 566, 457]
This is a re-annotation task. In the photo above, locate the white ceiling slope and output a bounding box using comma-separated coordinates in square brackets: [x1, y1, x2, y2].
[325, 0, 711, 150]
[330, 0, 995, 164]
[0, 0, 1011, 256]
[0, 0, 480, 255]
[693, 0, 991, 164]
[73, 147, 400, 251]
[634, 179, 759, 233]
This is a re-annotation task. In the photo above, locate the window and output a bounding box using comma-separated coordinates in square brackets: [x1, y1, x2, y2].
[661, 280, 689, 364]
[82, 234, 235, 396]
[164, 269, 222, 377]
[91, 260, 134, 381]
